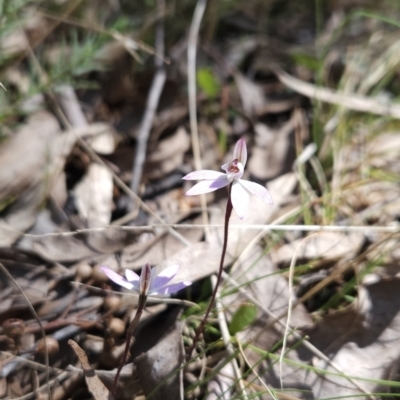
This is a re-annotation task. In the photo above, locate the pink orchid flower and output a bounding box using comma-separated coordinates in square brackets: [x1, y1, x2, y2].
[183, 138, 273, 219]
[101, 264, 192, 296]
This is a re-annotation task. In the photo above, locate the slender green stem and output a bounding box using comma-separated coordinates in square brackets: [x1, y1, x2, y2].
[112, 295, 147, 396]
[186, 184, 233, 361]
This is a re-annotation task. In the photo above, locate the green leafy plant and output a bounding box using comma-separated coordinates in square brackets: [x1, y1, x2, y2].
[229, 303, 257, 335]
[197, 67, 220, 98]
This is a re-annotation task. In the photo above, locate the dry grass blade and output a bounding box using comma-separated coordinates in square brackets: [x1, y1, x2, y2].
[273, 65, 400, 118]
[211, 275, 248, 399]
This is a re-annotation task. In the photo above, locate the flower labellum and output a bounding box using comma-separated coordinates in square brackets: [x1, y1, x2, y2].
[182, 138, 273, 219]
[101, 264, 192, 296]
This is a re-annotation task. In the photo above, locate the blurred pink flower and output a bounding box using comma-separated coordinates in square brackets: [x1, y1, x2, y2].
[101, 264, 191, 296]
[183, 138, 273, 219]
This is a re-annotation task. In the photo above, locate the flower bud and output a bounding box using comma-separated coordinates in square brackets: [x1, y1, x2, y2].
[103, 294, 121, 310]
[36, 337, 59, 356]
[107, 318, 125, 337]
[139, 263, 152, 297]
[2, 319, 25, 339]
[75, 262, 92, 281]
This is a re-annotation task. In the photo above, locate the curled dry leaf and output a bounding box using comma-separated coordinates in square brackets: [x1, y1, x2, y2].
[272, 231, 365, 265]
[121, 214, 204, 268]
[367, 132, 400, 171]
[144, 126, 190, 180]
[0, 111, 77, 246]
[303, 277, 400, 398]
[232, 247, 313, 396]
[20, 226, 146, 262]
[234, 73, 266, 116]
[248, 117, 296, 181]
[68, 339, 114, 400]
[83, 123, 117, 154]
[74, 163, 114, 228]
[207, 363, 235, 400]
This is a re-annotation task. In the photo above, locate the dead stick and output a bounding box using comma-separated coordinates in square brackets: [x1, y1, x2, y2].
[130, 0, 167, 197]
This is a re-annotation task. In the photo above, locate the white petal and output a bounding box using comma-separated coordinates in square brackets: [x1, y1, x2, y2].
[101, 267, 134, 290]
[157, 264, 180, 278]
[150, 265, 179, 292]
[185, 176, 230, 195]
[232, 138, 247, 167]
[239, 179, 274, 205]
[125, 269, 140, 283]
[157, 281, 192, 295]
[231, 181, 249, 219]
[183, 170, 226, 180]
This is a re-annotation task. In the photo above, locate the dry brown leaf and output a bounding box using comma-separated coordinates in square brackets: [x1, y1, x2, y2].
[236, 247, 312, 331]
[20, 227, 144, 262]
[1, 29, 28, 58]
[121, 215, 203, 269]
[74, 163, 114, 228]
[368, 132, 400, 169]
[234, 247, 313, 397]
[251, 277, 400, 399]
[272, 231, 365, 265]
[249, 118, 296, 180]
[82, 123, 117, 154]
[0, 111, 77, 246]
[158, 241, 229, 284]
[0, 378, 6, 398]
[0, 112, 60, 200]
[304, 277, 400, 398]
[207, 363, 235, 400]
[151, 105, 189, 140]
[234, 73, 266, 116]
[68, 339, 114, 400]
[144, 126, 190, 180]
[225, 37, 258, 71]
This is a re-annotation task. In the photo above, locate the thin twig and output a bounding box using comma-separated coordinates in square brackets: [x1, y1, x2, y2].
[236, 340, 278, 400]
[130, 0, 167, 197]
[0, 264, 51, 400]
[211, 275, 248, 399]
[9, 222, 400, 240]
[279, 234, 317, 390]
[112, 294, 147, 396]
